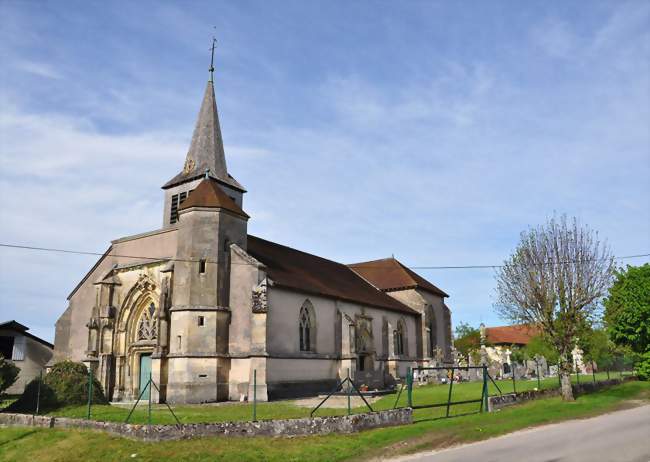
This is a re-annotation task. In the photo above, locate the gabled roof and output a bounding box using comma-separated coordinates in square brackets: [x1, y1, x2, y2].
[67, 246, 113, 300]
[178, 177, 249, 218]
[0, 320, 54, 349]
[348, 258, 449, 297]
[0, 320, 28, 332]
[246, 236, 418, 315]
[484, 324, 540, 345]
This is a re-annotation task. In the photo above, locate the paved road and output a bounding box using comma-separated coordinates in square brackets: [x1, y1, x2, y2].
[393, 404, 650, 462]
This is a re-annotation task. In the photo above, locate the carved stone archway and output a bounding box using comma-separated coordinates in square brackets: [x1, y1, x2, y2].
[114, 274, 161, 401]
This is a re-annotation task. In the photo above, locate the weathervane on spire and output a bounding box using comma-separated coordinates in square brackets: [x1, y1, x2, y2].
[209, 32, 217, 82]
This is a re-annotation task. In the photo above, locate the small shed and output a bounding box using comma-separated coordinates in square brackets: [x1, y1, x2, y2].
[0, 320, 53, 394]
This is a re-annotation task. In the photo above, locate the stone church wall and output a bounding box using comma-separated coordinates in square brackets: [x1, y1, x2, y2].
[263, 287, 419, 399]
[386, 289, 451, 361]
[55, 227, 178, 364]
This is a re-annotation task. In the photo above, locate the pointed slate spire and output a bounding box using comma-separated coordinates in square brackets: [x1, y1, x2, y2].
[163, 80, 244, 191]
[185, 80, 228, 179]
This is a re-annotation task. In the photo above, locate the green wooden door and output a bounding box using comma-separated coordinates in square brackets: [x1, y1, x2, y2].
[139, 353, 152, 400]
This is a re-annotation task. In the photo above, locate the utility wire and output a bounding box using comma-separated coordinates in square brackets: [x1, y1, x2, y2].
[1, 243, 648, 270]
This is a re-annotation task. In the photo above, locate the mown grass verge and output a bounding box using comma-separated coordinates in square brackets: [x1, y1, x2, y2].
[0, 380, 647, 462]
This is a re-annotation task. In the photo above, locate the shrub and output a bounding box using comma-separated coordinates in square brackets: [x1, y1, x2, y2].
[44, 361, 107, 405]
[0, 355, 20, 396]
[7, 360, 106, 413]
[7, 378, 57, 413]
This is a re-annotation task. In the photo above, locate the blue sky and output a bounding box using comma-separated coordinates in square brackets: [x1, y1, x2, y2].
[1, 0, 648, 343]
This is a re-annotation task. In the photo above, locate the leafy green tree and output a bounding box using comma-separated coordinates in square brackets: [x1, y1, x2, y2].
[0, 355, 20, 396]
[454, 322, 481, 365]
[604, 264, 650, 379]
[526, 335, 560, 365]
[579, 328, 615, 372]
[509, 345, 526, 364]
[636, 351, 650, 380]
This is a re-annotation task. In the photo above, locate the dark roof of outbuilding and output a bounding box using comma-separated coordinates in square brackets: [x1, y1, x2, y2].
[0, 320, 54, 349]
[348, 258, 449, 297]
[246, 236, 418, 315]
[179, 177, 249, 218]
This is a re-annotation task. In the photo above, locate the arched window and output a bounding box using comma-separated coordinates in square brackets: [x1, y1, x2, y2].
[137, 302, 157, 341]
[299, 301, 315, 352]
[394, 321, 405, 356]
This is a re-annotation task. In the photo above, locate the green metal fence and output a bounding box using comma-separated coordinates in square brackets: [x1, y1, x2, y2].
[395, 366, 497, 419]
[310, 369, 374, 417]
[124, 373, 181, 426]
[20, 364, 636, 425]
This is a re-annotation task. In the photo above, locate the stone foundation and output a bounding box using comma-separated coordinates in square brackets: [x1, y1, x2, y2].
[0, 408, 412, 441]
[267, 379, 339, 400]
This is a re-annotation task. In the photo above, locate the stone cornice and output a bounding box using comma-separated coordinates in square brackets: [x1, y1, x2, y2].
[170, 305, 230, 312]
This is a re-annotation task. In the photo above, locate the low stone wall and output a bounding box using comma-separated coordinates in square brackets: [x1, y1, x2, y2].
[0, 408, 412, 441]
[488, 377, 633, 411]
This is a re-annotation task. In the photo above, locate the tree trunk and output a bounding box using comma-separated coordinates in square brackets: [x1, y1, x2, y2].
[559, 360, 575, 401]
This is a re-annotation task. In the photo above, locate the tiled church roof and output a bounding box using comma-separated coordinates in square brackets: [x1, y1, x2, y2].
[348, 258, 448, 297]
[179, 177, 249, 218]
[246, 236, 419, 315]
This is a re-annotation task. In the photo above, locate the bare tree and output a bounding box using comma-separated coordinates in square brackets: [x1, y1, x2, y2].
[494, 215, 613, 400]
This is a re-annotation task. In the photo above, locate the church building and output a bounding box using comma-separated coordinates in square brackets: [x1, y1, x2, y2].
[52, 69, 453, 403]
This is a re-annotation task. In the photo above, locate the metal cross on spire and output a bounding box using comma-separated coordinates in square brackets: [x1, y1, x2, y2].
[209, 35, 217, 82]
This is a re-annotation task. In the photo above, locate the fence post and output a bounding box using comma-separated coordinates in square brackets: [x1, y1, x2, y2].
[35, 369, 42, 415]
[347, 368, 351, 416]
[480, 365, 488, 413]
[511, 366, 516, 394]
[253, 369, 257, 421]
[445, 367, 455, 418]
[606, 369, 610, 380]
[406, 367, 413, 408]
[575, 360, 580, 385]
[558, 362, 562, 389]
[148, 373, 152, 428]
[86, 366, 93, 420]
[536, 360, 541, 390]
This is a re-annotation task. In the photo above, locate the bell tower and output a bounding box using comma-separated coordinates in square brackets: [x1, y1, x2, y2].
[163, 46, 249, 403]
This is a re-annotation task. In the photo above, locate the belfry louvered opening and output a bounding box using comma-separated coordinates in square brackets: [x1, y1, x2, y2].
[170, 190, 193, 224]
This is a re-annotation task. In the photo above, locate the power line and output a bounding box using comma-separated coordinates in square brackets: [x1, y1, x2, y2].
[410, 254, 650, 270]
[1, 242, 648, 270]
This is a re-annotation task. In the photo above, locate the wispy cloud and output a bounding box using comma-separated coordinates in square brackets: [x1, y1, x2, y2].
[12, 59, 63, 80]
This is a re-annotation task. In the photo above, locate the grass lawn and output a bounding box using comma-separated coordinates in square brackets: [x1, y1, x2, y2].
[0, 380, 647, 462]
[37, 370, 621, 424]
[0, 396, 19, 411]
